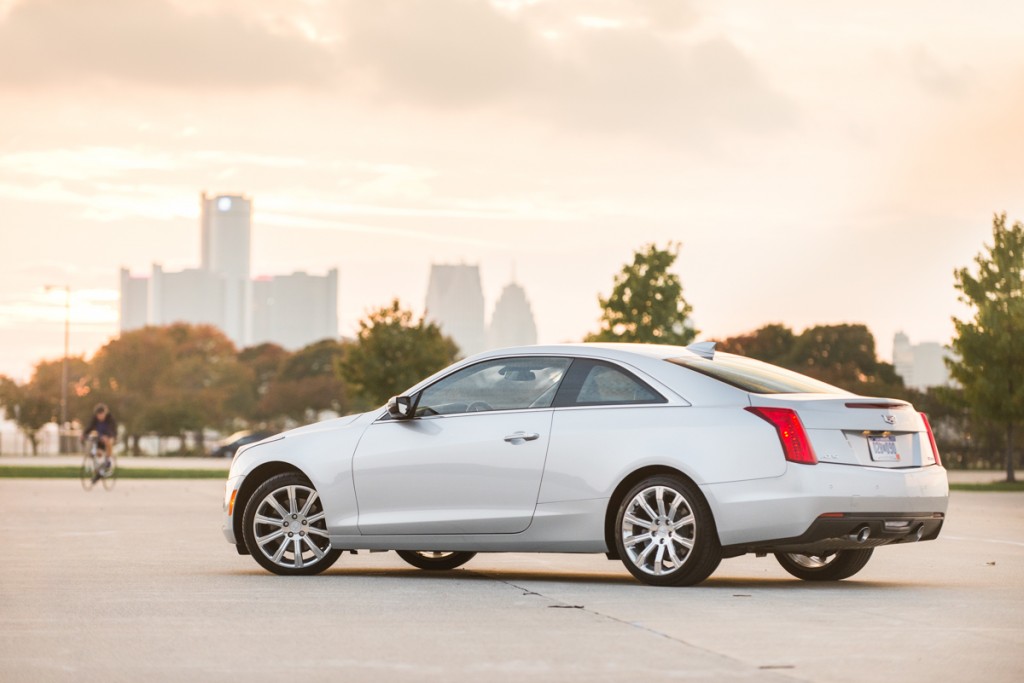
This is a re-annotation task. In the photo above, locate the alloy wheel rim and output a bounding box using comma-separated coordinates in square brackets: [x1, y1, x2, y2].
[786, 553, 836, 569]
[253, 485, 331, 569]
[621, 485, 695, 576]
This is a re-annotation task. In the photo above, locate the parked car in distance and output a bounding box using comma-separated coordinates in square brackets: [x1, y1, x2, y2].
[222, 343, 948, 586]
[211, 430, 277, 459]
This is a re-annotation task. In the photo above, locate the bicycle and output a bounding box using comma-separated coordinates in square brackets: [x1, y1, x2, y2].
[80, 434, 117, 491]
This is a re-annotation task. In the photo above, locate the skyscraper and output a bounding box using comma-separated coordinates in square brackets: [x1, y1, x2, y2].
[119, 192, 338, 351]
[200, 193, 252, 345]
[488, 281, 538, 349]
[892, 332, 953, 390]
[425, 264, 486, 357]
[252, 270, 339, 349]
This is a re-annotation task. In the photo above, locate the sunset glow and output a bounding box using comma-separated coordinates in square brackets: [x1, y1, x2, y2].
[2, 0, 1023, 380]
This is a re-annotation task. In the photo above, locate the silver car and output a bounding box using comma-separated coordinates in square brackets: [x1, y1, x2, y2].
[223, 343, 948, 586]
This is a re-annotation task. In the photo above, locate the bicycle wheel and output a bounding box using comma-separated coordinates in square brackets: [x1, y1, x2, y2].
[80, 455, 97, 491]
[101, 454, 117, 491]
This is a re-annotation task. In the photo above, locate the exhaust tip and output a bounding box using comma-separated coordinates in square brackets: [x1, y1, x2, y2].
[848, 526, 871, 543]
[913, 524, 925, 541]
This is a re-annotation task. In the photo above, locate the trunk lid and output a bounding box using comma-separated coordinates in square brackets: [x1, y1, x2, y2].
[749, 395, 937, 468]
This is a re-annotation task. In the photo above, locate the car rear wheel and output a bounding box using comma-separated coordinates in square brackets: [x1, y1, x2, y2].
[242, 472, 342, 576]
[774, 549, 874, 581]
[396, 551, 477, 570]
[614, 475, 721, 586]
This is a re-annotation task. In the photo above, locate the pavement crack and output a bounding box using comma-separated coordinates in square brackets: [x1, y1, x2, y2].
[468, 572, 810, 682]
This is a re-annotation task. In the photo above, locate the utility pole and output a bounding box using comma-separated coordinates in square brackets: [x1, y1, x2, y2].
[45, 285, 70, 453]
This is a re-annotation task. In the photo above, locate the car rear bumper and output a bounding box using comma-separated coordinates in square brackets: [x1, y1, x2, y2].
[722, 512, 945, 555]
[703, 462, 949, 548]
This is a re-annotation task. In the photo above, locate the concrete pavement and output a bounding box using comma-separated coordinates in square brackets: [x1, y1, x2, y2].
[0, 479, 1022, 683]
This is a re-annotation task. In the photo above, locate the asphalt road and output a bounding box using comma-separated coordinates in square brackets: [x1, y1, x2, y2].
[1, 479, 1021, 683]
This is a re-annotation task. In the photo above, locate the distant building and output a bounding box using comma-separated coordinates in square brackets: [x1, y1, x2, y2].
[119, 192, 338, 350]
[252, 270, 339, 349]
[200, 193, 251, 344]
[150, 265, 225, 330]
[488, 281, 538, 349]
[893, 332, 953, 390]
[119, 268, 149, 332]
[425, 264, 486, 356]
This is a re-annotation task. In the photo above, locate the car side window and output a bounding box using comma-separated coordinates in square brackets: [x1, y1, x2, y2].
[553, 360, 666, 407]
[416, 357, 572, 416]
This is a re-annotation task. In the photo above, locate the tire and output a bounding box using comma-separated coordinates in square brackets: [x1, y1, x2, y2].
[100, 454, 117, 491]
[613, 475, 721, 586]
[396, 550, 476, 571]
[242, 472, 342, 576]
[80, 455, 96, 491]
[774, 549, 874, 581]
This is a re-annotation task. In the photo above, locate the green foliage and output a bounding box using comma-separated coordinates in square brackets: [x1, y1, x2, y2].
[714, 323, 794, 366]
[948, 213, 1024, 481]
[340, 299, 459, 409]
[586, 242, 697, 345]
[89, 324, 251, 452]
[0, 378, 51, 455]
[0, 358, 89, 455]
[258, 339, 349, 425]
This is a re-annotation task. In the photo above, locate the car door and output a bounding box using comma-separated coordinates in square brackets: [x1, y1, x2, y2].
[352, 356, 573, 535]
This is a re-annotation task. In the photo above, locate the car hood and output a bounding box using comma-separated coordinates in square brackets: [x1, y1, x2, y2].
[281, 410, 378, 439]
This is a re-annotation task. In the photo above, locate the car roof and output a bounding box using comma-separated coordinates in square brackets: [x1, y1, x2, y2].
[468, 342, 699, 363]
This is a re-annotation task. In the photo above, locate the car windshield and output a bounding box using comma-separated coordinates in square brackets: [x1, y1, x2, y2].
[667, 353, 850, 395]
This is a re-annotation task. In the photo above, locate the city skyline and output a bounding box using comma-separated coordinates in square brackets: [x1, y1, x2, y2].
[2, 0, 1023, 379]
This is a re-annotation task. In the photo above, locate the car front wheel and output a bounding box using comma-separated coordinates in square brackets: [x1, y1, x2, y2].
[774, 549, 874, 581]
[242, 472, 342, 576]
[614, 475, 721, 587]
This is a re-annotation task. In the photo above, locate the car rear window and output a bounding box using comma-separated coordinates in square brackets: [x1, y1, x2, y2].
[666, 354, 850, 395]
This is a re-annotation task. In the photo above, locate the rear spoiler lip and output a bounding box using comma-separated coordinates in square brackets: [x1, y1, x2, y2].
[844, 401, 912, 410]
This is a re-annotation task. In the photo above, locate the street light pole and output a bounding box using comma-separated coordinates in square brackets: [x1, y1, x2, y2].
[45, 285, 70, 452]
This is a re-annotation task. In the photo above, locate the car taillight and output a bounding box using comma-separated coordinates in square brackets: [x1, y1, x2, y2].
[745, 406, 818, 465]
[920, 412, 942, 466]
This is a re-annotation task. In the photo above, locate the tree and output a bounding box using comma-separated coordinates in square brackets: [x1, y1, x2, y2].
[0, 375, 50, 455]
[717, 323, 904, 397]
[340, 299, 459, 409]
[156, 324, 252, 451]
[90, 326, 179, 455]
[238, 343, 290, 424]
[787, 324, 904, 396]
[716, 324, 796, 366]
[586, 242, 697, 345]
[0, 357, 89, 455]
[259, 339, 348, 426]
[89, 324, 251, 454]
[948, 213, 1024, 482]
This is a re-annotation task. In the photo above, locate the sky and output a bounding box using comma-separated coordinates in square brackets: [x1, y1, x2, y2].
[1, 0, 1023, 381]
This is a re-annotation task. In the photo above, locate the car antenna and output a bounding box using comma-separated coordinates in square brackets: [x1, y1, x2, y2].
[686, 341, 716, 360]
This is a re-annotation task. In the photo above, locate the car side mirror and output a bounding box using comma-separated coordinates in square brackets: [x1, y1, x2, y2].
[387, 395, 415, 419]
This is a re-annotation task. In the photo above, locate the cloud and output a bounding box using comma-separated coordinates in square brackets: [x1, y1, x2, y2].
[909, 46, 973, 99]
[333, 0, 794, 138]
[338, 0, 543, 106]
[0, 0, 333, 88]
[0, 0, 794, 140]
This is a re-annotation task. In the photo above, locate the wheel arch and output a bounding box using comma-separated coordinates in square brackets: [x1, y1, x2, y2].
[232, 461, 310, 554]
[603, 465, 716, 560]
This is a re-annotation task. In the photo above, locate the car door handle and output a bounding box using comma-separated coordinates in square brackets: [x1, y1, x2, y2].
[504, 432, 540, 443]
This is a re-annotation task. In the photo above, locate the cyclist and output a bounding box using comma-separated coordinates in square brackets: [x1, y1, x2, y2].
[82, 403, 117, 469]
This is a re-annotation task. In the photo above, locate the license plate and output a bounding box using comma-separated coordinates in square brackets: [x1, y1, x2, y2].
[868, 435, 900, 462]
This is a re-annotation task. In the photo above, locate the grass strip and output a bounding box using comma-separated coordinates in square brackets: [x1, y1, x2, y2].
[0, 466, 227, 479]
[950, 481, 1024, 492]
